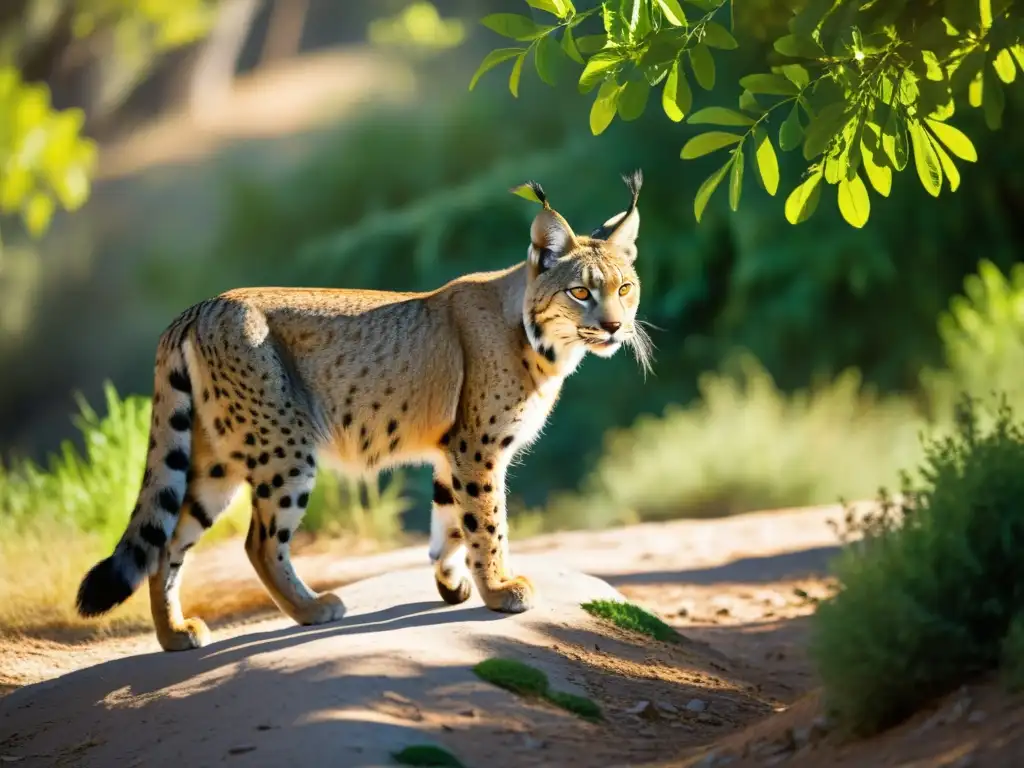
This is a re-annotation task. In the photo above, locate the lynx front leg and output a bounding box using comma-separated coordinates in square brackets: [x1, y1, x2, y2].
[445, 453, 533, 613]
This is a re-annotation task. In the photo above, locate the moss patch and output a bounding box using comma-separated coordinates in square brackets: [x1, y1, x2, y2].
[391, 745, 465, 767]
[473, 657, 602, 721]
[581, 599, 681, 643]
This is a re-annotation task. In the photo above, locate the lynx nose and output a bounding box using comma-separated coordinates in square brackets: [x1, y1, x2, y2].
[600, 321, 621, 335]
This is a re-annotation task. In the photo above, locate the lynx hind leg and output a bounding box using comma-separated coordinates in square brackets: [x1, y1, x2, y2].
[244, 447, 345, 626]
[149, 426, 244, 651]
[430, 471, 473, 605]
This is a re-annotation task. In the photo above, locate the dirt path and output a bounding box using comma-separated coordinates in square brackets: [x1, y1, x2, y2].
[3, 503, 1021, 766]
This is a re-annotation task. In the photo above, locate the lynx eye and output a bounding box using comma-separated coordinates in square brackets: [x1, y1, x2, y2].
[568, 287, 591, 302]
[618, 283, 633, 296]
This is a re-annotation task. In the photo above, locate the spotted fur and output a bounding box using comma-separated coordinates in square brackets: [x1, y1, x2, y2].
[75, 172, 650, 651]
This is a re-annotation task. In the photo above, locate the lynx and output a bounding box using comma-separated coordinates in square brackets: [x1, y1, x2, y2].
[76, 172, 650, 651]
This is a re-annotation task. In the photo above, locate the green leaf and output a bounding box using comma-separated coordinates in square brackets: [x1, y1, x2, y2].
[655, 0, 687, 26]
[526, 0, 569, 18]
[688, 44, 715, 90]
[753, 128, 779, 196]
[779, 104, 804, 151]
[534, 34, 563, 86]
[980, 0, 993, 32]
[617, 75, 650, 121]
[982, 71, 1004, 130]
[22, 191, 54, 238]
[590, 78, 621, 134]
[993, 49, 1017, 84]
[784, 170, 823, 225]
[739, 73, 798, 96]
[510, 183, 543, 203]
[739, 90, 762, 114]
[773, 34, 825, 59]
[693, 160, 730, 223]
[662, 61, 692, 122]
[921, 50, 945, 81]
[579, 50, 624, 93]
[687, 106, 754, 126]
[909, 119, 942, 196]
[680, 131, 742, 159]
[481, 14, 550, 41]
[928, 133, 961, 192]
[781, 64, 809, 88]
[861, 138, 892, 197]
[575, 34, 607, 54]
[881, 108, 909, 171]
[702, 21, 737, 50]
[469, 48, 526, 91]
[561, 26, 584, 64]
[802, 103, 850, 160]
[924, 119, 978, 162]
[836, 174, 870, 228]
[509, 51, 527, 97]
[728, 148, 744, 212]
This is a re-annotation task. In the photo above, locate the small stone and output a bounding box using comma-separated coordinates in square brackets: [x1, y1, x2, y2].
[791, 726, 811, 749]
[459, 708, 477, 718]
[521, 736, 546, 750]
[677, 606, 690, 617]
[686, 698, 708, 713]
[227, 745, 257, 756]
[656, 701, 679, 714]
[255, 724, 273, 732]
[625, 700, 659, 720]
[715, 607, 731, 617]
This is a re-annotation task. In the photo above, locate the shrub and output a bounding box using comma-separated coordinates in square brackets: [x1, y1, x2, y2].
[550, 354, 926, 529]
[811, 395, 1024, 735]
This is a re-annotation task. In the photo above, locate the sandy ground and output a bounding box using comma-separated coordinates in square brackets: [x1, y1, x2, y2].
[2, 503, 1022, 767]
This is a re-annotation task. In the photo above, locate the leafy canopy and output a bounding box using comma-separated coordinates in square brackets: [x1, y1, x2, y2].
[0, 0, 216, 250]
[470, 0, 1022, 229]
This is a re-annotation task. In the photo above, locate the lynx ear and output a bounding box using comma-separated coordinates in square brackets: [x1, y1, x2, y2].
[513, 180, 578, 273]
[591, 170, 642, 250]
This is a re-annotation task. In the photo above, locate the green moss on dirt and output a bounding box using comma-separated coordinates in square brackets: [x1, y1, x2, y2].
[473, 657, 602, 721]
[581, 599, 680, 643]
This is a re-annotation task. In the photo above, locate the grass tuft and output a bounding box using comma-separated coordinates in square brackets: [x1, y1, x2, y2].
[473, 658, 549, 697]
[811, 395, 1024, 735]
[581, 599, 680, 644]
[391, 745, 465, 767]
[473, 657, 602, 721]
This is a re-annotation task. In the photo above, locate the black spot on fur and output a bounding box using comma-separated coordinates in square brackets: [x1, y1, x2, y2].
[168, 369, 191, 393]
[209, 464, 225, 478]
[459, 440, 467, 453]
[278, 528, 291, 544]
[247, 457, 258, 470]
[259, 520, 268, 542]
[544, 346, 557, 363]
[500, 435, 514, 448]
[452, 477, 462, 491]
[440, 431, 451, 446]
[486, 524, 496, 534]
[268, 516, 277, 538]
[279, 495, 292, 508]
[165, 449, 189, 472]
[169, 410, 191, 431]
[389, 437, 400, 452]
[289, 468, 301, 477]
[433, 481, 455, 506]
[256, 483, 271, 499]
[157, 487, 180, 513]
[272, 474, 284, 488]
[306, 455, 316, 468]
[297, 492, 309, 508]
[474, 452, 482, 462]
[343, 413, 353, 428]
[481, 434, 490, 445]
[139, 522, 167, 548]
[462, 513, 478, 532]
[274, 447, 286, 459]
[245, 433, 256, 446]
[387, 419, 398, 435]
[259, 452, 270, 465]
[466, 482, 480, 498]
[190, 501, 213, 529]
[484, 484, 493, 493]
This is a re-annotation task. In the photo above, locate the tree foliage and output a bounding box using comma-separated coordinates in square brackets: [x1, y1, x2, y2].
[470, 0, 1023, 228]
[0, 0, 216, 249]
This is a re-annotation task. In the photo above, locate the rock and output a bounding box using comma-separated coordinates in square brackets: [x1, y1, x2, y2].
[625, 700, 659, 720]
[685, 698, 708, 713]
[697, 712, 723, 725]
[655, 701, 678, 715]
[520, 736, 546, 751]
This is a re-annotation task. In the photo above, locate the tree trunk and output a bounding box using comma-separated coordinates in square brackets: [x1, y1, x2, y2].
[259, 0, 309, 67]
[187, 0, 262, 120]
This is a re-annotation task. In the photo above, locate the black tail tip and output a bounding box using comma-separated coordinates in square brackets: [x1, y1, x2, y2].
[75, 556, 135, 617]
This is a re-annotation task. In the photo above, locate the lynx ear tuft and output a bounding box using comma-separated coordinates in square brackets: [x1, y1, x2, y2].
[592, 169, 642, 249]
[510, 181, 549, 209]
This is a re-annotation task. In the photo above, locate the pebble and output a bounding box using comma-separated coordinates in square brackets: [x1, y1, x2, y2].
[656, 701, 679, 714]
[686, 698, 708, 713]
[625, 700, 659, 720]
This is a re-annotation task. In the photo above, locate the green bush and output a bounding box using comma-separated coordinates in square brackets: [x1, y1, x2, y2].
[0, 382, 405, 549]
[811, 395, 1024, 735]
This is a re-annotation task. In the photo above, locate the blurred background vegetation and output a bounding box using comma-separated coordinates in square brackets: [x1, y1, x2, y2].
[1, 0, 1023, 586]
